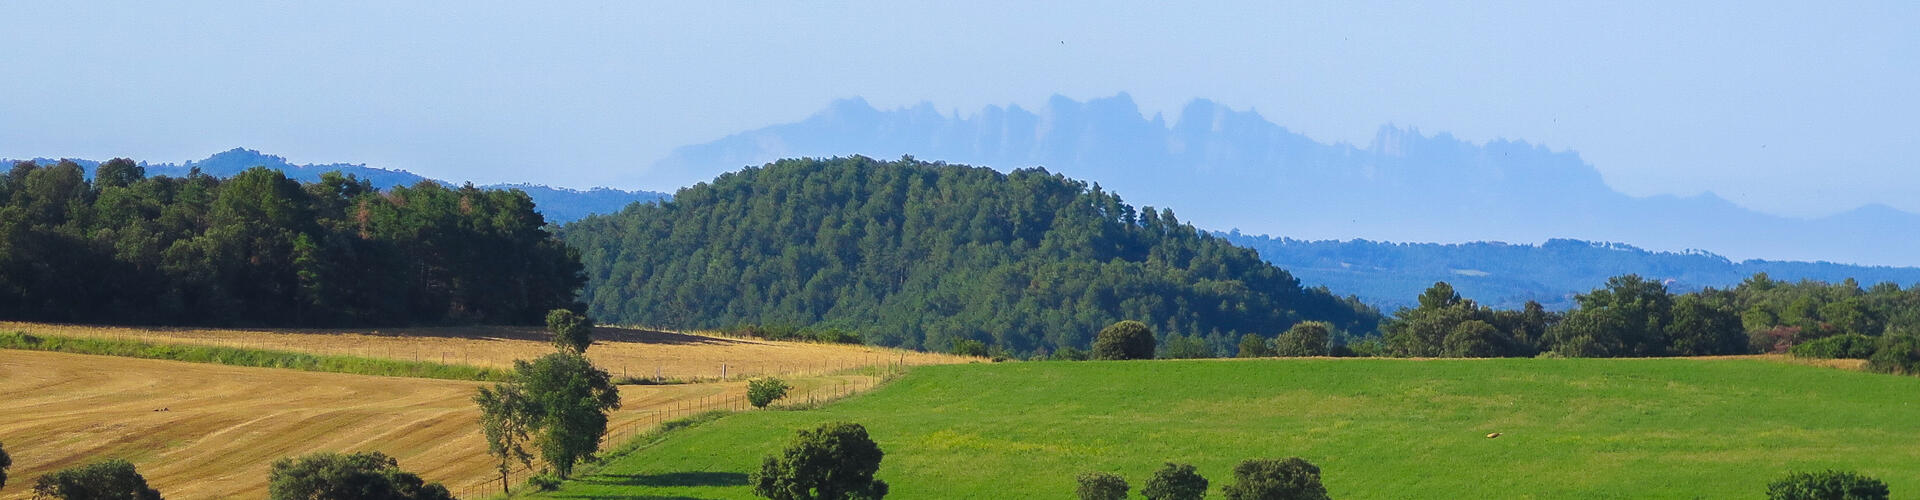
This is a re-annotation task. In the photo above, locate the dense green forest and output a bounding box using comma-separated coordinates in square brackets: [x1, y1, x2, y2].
[0, 159, 582, 325]
[1371, 274, 1920, 372]
[561, 156, 1379, 354]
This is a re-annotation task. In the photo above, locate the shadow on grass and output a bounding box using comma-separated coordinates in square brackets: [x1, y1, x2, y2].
[549, 495, 711, 500]
[577, 471, 749, 487]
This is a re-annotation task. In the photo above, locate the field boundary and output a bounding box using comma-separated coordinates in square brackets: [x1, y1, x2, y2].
[0, 331, 508, 381]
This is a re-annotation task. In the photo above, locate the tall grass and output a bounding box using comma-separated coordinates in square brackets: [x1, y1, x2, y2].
[0, 331, 508, 382]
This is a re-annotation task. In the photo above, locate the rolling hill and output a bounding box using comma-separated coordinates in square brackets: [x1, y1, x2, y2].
[561, 156, 1380, 355]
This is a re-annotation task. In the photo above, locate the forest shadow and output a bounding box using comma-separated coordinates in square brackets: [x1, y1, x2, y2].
[577, 471, 750, 487]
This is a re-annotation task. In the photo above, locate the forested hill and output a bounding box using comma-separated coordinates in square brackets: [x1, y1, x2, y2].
[1222, 232, 1920, 311]
[562, 156, 1380, 355]
[0, 159, 582, 326]
[9, 148, 667, 223]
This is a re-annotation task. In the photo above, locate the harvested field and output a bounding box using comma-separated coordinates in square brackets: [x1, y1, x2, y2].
[0, 350, 894, 499]
[0, 321, 975, 381]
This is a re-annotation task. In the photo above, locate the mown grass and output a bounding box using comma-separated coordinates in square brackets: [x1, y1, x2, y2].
[531, 358, 1920, 499]
[0, 331, 508, 381]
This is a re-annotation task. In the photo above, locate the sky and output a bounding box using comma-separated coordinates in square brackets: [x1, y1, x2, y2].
[2, 1, 1914, 219]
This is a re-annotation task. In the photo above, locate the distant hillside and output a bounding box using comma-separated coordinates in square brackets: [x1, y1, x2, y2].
[562, 156, 1380, 355]
[644, 94, 1920, 266]
[10, 148, 666, 223]
[1221, 232, 1920, 311]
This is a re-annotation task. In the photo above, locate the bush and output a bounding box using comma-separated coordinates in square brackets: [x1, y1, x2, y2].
[1142, 462, 1208, 500]
[1161, 334, 1215, 359]
[1237, 333, 1274, 358]
[1092, 320, 1156, 360]
[1221, 457, 1327, 500]
[1075, 471, 1129, 500]
[1052, 346, 1091, 361]
[1274, 322, 1332, 357]
[950, 339, 990, 357]
[753, 422, 888, 500]
[1867, 334, 1920, 375]
[32, 459, 162, 500]
[547, 309, 596, 353]
[529, 473, 563, 491]
[268, 451, 452, 500]
[1790, 334, 1879, 359]
[0, 440, 10, 489]
[1766, 469, 1889, 500]
[748, 377, 792, 408]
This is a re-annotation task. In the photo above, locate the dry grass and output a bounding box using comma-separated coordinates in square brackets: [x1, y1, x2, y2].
[0, 349, 898, 499]
[0, 321, 976, 381]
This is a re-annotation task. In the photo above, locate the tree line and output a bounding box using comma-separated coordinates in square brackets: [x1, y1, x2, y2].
[561, 156, 1379, 356]
[0, 159, 583, 326]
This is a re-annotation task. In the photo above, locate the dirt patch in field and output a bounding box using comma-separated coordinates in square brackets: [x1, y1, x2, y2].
[0, 350, 892, 499]
[0, 321, 975, 381]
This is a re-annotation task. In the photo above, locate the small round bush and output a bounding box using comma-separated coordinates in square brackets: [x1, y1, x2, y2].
[1143, 462, 1208, 500]
[748, 377, 792, 408]
[1075, 471, 1129, 500]
[1766, 469, 1889, 500]
[1221, 457, 1327, 500]
[1092, 320, 1156, 360]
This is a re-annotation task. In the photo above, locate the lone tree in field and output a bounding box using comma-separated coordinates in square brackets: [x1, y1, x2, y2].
[748, 377, 792, 408]
[0, 440, 11, 489]
[474, 383, 535, 494]
[1143, 462, 1209, 500]
[1273, 321, 1332, 357]
[547, 309, 596, 353]
[32, 459, 162, 500]
[1092, 320, 1156, 360]
[268, 451, 453, 500]
[1075, 471, 1129, 500]
[474, 351, 622, 479]
[1766, 470, 1889, 500]
[1221, 457, 1327, 500]
[753, 422, 889, 500]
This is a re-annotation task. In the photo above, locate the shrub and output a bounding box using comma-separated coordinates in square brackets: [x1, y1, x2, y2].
[1237, 333, 1274, 358]
[1161, 334, 1215, 359]
[1442, 320, 1503, 358]
[748, 377, 792, 408]
[529, 473, 563, 491]
[753, 422, 888, 500]
[1092, 320, 1156, 360]
[268, 451, 452, 500]
[1052, 346, 1091, 361]
[1142, 462, 1208, 500]
[1221, 457, 1327, 500]
[1075, 471, 1129, 500]
[1790, 334, 1879, 359]
[1867, 334, 1920, 375]
[546, 309, 595, 353]
[1274, 322, 1332, 357]
[0, 440, 9, 489]
[32, 459, 162, 500]
[950, 339, 990, 357]
[1765, 469, 1889, 500]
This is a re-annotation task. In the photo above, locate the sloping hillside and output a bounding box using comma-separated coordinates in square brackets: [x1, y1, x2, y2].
[563, 156, 1378, 354]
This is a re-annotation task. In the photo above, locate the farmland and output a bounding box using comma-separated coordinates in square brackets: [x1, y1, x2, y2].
[535, 357, 1920, 499]
[0, 323, 966, 499]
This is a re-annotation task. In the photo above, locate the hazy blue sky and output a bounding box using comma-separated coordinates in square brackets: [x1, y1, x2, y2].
[2, 2, 1913, 218]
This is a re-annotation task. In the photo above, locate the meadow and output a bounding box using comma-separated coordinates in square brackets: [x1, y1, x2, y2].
[536, 357, 1920, 499]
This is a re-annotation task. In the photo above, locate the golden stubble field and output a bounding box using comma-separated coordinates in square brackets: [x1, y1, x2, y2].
[0, 323, 974, 499]
[0, 321, 973, 380]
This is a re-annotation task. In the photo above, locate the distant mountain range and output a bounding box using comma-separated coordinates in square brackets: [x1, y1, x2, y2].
[645, 94, 1920, 267]
[1220, 232, 1920, 311]
[9, 148, 667, 223]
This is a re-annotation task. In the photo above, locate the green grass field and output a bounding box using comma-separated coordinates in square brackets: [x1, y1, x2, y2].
[534, 358, 1920, 499]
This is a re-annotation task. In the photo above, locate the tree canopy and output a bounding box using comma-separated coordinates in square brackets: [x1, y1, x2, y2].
[562, 156, 1378, 355]
[267, 451, 453, 500]
[0, 160, 582, 326]
[752, 421, 889, 500]
[32, 459, 162, 500]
